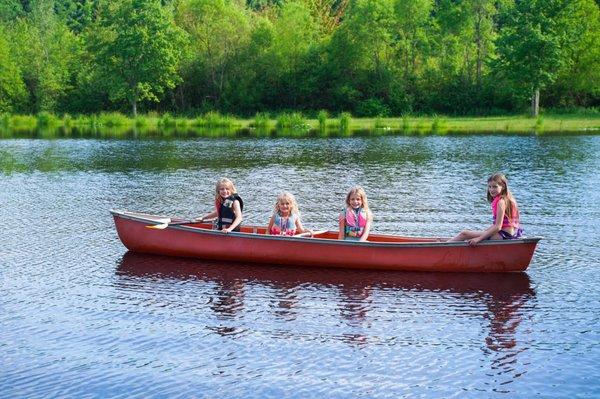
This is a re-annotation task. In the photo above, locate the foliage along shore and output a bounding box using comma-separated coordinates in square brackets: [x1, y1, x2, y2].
[0, 0, 599, 119]
[1, 111, 599, 139]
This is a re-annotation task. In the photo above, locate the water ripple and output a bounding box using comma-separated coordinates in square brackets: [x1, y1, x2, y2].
[2, 136, 599, 397]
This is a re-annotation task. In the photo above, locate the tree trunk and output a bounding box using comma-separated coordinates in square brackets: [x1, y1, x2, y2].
[531, 88, 540, 117]
[132, 99, 137, 117]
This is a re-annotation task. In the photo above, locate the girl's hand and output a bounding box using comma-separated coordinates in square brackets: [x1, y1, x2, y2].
[467, 237, 483, 246]
[222, 228, 230, 234]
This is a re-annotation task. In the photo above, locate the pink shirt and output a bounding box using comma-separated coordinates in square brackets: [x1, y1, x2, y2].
[491, 196, 520, 229]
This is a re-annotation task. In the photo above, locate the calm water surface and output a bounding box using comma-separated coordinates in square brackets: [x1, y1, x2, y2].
[1, 135, 599, 398]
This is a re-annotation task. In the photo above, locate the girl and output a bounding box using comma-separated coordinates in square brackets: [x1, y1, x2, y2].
[197, 178, 243, 233]
[449, 173, 522, 245]
[338, 186, 373, 242]
[267, 191, 310, 236]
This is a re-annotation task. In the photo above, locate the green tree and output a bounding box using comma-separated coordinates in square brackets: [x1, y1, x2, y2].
[268, 0, 320, 108]
[550, 0, 600, 107]
[0, 0, 24, 21]
[54, 0, 97, 34]
[496, 0, 573, 116]
[175, 0, 250, 111]
[394, 0, 432, 82]
[0, 24, 27, 112]
[88, 0, 186, 115]
[12, 0, 80, 112]
[325, 0, 396, 114]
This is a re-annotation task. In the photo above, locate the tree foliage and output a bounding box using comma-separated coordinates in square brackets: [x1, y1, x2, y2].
[88, 0, 185, 115]
[0, 24, 27, 112]
[0, 0, 598, 116]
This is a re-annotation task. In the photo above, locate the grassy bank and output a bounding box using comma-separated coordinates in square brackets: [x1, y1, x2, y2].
[1, 112, 599, 139]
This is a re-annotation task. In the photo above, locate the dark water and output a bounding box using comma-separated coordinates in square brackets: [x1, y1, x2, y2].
[1, 135, 599, 398]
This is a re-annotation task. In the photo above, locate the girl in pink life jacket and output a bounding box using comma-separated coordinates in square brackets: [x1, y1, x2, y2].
[196, 178, 243, 233]
[338, 186, 373, 242]
[449, 173, 522, 246]
[267, 191, 310, 236]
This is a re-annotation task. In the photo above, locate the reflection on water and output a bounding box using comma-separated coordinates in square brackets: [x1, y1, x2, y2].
[116, 252, 535, 354]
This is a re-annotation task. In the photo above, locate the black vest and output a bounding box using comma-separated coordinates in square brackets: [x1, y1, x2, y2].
[217, 194, 244, 231]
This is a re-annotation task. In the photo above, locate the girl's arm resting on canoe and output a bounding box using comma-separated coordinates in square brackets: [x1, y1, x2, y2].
[223, 200, 242, 233]
[295, 217, 312, 235]
[266, 216, 274, 235]
[338, 213, 345, 240]
[359, 211, 373, 242]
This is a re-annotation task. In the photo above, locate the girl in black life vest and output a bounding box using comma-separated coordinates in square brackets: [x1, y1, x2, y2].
[197, 178, 243, 233]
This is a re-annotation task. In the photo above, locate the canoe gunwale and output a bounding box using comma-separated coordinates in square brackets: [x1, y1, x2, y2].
[111, 209, 542, 249]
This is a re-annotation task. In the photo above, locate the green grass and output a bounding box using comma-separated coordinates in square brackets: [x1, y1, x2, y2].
[0, 112, 599, 138]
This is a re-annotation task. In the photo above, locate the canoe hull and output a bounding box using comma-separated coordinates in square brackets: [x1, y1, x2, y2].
[112, 210, 540, 273]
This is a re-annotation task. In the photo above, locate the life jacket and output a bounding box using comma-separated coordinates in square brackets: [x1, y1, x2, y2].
[270, 213, 298, 236]
[492, 196, 519, 230]
[216, 194, 243, 231]
[344, 207, 367, 238]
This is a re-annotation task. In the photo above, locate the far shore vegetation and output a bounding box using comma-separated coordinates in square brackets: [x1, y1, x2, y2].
[1, 110, 599, 139]
[1, 0, 599, 123]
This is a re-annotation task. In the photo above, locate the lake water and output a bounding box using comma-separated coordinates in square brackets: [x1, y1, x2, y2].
[1, 135, 599, 398]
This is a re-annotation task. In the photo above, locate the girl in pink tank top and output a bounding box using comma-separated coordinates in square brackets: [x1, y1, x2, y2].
[449, 173, 522, 246]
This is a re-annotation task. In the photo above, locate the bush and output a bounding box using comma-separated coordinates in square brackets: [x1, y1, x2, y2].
[339, 112, 351, 134]
[252, 112, 271, 129]
[355, 98, 390, 117]
[203, 111, 234, 128]
[97, 112, 130, 127]
[317, 110, 328, 131]
[276, 112, 308, 130]
[158, 113, 176, 128]
[37, 111, 60, 127]
[431, 116, 448, 134]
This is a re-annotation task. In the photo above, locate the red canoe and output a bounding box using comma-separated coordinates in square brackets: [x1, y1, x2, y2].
[111, 210, 541, 273]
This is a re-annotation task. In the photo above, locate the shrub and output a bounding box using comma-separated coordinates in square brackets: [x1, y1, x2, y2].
[252, 112, 271, 129]
[37, 111, 59, 127]
[339, 112, 351, 134]
[276, 112, 308, 130]
[356, 98, 390, 117]
[317, 110, 328, 131]
[98, 112, 130, 127]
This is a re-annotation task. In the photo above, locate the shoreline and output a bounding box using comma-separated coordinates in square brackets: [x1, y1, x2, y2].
[1, 113, 599, 138]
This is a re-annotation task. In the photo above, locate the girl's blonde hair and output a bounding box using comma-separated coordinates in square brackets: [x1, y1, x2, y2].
[215, 178, 237, 204]
[345, 186, 370, 212]
[273, 191, 300, 216]
[487, 173, 517, 219]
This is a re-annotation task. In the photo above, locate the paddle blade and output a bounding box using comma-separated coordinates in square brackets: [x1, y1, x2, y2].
[293, 229, 328, 238]
[145, 218, 172, 229]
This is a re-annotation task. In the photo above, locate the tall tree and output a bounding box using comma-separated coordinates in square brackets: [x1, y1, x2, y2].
[326, 0, 396, 114]
[175, 0, 250, 110]
[551, 0, 600, 106]
[88, 0, 186, 115]
[0, 0, 24, 21]
[54, 0, 97, 34]
[12, 0, 79, 112]
[269, 0, 320, 108]
[0, 24, 27, 112]
[496, 0, 572, 116]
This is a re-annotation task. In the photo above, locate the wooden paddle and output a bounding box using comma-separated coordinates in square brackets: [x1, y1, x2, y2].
[293, 229, 328, 238]
[146, 218, 204, 229]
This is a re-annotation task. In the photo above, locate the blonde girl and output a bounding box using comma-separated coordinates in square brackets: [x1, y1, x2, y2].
[338, 186, 373, 242]
[267, 191, 309, 236]
[197, 178, 243, 233]
[449, 173, 522, 245]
